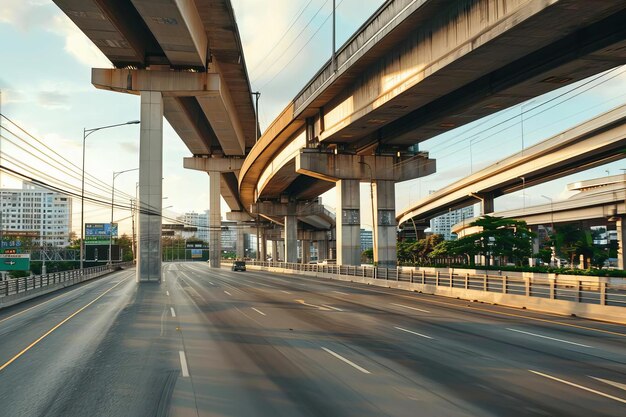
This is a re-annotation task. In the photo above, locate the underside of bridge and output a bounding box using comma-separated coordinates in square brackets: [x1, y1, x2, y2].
[54, 0, 258, 279]
[239, 0, 626, 267]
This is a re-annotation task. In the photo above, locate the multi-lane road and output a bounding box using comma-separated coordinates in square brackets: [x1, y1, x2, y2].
[0, 263, 624, 416]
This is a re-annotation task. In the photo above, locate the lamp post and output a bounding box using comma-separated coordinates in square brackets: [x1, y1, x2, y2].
[519, 176, 526, 212]
[541, 194, 555, 266]
[109, 168, 139, 265]
[252, 91, 261, 260]
[81, 120, 139, 273]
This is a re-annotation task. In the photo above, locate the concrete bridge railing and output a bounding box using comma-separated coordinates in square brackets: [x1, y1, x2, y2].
[243, 261, 626, 324]
[0, 263, 134, 309]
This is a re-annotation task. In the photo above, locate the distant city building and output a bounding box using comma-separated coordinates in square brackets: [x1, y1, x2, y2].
[360, 228, 373, 252]
[430, 206, 474, 240]
[178, 210, 209, 242]
[221, 221, 237, 251]
[0, 183, 72, 247]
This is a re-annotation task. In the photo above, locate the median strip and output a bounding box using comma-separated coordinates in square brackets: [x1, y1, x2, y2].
[394, 326, 433, 339]
[322, 347, 370, 374]
[529, 370, 626, 404]
[179, 351, 190, 377]
[507, 328, 591, 348]
[391, 303, 430, 313]
[252, 307, 266, 316]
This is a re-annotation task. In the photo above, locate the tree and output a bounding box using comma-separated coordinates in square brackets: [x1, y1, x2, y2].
[443, 216, 534, 266]
[554, 224, 594, 268]
[117, 233, 133, 261]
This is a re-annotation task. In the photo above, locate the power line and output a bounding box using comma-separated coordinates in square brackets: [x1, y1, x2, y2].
[253, 0, 333, 87]
[250, 0, 315, 78]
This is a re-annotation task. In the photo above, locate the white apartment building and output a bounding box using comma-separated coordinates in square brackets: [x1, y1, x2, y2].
[178, 210, 209, 242]
[430, 206, 474, 241]
[0, 184, 72, 247]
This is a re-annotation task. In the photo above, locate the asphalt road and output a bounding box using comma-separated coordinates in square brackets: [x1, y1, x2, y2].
[0, 263, 624, 417]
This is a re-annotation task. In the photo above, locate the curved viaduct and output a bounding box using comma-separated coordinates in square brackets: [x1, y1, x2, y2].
[239, 0, 626, 267]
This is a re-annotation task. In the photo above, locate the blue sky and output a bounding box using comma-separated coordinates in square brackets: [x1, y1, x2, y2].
[1, 0, 625, 235]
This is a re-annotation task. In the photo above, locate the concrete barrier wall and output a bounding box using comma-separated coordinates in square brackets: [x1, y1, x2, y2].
[246, 264, 626, 325]
[0, 264, 132, 310]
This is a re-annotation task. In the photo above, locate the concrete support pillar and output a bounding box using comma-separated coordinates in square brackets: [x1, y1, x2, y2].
[260, 229, 267, 261]
[271, 240, 278, 261]
[284, 210, 298, 263]
[277, 241, 285, 262]
[317, 239, 328, 261]
[337, 179, 361, 265]
[618, 217, 626, 270]
[137, 91, 163, 283]
[302, 240, 311, 263]
[209, 171, 221, 268]
[236, 223, 245, 259]
[373, 180, 397, 268]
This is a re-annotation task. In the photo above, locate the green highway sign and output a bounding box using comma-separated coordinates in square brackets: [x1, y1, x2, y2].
[0, 254, 31, 271]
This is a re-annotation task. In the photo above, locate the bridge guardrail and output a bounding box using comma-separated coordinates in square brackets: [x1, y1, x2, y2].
[0, 263, 134, 300]
[245, 261, 626, 308]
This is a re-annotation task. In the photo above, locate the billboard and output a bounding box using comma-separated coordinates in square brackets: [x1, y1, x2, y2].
[85, 223, 118, 245]
[85, 245, 120, 261]
[191, 249, 203, 259]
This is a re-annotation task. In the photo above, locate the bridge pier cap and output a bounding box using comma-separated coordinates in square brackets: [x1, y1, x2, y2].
[295, 151, 435, 266]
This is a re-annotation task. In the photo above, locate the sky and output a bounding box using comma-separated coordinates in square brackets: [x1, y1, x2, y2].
[0, 0, 625, 236]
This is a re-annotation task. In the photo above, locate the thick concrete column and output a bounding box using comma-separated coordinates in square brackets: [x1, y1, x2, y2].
[137, 91, 163, 282]
[317, 239, 328, 261]
[236, 223, 245, 259]
[302, 240, 311, 263]
[260, 230, 267, 261]
[373, 180, 397, 267]
[277, 241, 285, 262]
[284, 210, 298, 263]
[618, 217, 626, 270]
[337, 179, 361, 265]
[271, 240, 278, 261]
[209, 171, 221, 267]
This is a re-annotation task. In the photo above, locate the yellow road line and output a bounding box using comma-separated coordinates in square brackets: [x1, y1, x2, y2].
[0, 278, 128, 372]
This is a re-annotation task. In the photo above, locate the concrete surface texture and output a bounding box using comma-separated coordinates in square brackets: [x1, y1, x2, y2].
[1, 263, 625, 416]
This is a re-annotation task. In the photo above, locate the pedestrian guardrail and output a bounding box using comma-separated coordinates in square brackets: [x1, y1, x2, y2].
[0, 263, 134, 299]
[245, 261, 626, 308]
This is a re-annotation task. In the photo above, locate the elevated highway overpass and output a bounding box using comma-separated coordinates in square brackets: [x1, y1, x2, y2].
[53, 0, 258, 278]
[451, 174, 626, 268]
[239, 0, 626, 268]
[397, 104, 626, 228]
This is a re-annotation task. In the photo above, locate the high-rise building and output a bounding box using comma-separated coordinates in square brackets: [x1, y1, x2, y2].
[178, 210, 209, 242]
[360, 228, 373, 252]
[430, 206, 474, 240]
[0, 183, 72, 247]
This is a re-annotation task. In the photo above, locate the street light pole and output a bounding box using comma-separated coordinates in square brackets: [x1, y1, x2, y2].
[80, 120, 139, 274]
[109, 168, 139, 266]
[541, 194, 555, 266]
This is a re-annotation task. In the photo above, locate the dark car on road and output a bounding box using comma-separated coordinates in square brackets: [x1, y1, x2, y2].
[232, 261, 246, 271]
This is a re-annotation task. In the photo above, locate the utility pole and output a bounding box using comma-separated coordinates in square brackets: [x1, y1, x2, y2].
[131, 198, 137, 262]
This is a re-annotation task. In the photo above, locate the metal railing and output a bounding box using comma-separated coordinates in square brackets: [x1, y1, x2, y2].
[0, 263, 133, 299]
[245, 261, 626, 308]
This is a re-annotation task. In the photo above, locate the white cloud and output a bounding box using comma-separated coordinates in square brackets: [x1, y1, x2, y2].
[0, 0, 51, 29]
[50, 14, 112, 68]
[1, 0, 111, 68]
[37, 90, 70, 109]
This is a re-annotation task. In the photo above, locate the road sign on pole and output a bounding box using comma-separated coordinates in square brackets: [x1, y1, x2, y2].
[0, 253, 31, 271]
